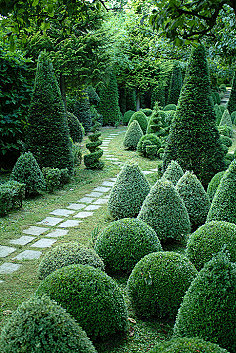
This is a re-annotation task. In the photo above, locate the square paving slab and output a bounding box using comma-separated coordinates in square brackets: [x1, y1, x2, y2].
[46, 229, 68, 238]
[50, 209, 75, 217]
[84, 205, 101, 211]
[58, 220, 82, 228]
[93, 186, 111, 193]
[13, 250, 42, 260]
[31, 238, 57, 248]
[0, 262, 22, 274]
[86, 192, 103, 198]
[77, 197, 95, 203]
[67, 203, 86, 210]
[23, 226, 48, 236]
[10, 236, 35, 246]
[74, 211, 94, 218]
[0, 246, 16, 258]
[38, 217, 64, 226]
[102, 181, 115, 187]
[93, 198, 108, 205]
[110, 177, 117, 181]
[142, 170, 154, 175]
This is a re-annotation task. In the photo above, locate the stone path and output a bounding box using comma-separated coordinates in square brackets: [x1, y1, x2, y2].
[0, 128, 158, 280]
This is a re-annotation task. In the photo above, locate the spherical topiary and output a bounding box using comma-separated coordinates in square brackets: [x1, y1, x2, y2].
[128, 111, 148, 134]
[207, 170, 225, 201]
[162, 160, 184, 186]
[137, 134, 161, 158]
[36, 264, 128, 341]
[0, 295, 97, 353]
[149, 337, 229, 353]
[219, 134, 232, 148]
[127, 251, 197, 319]
[38, 242, 105, 280]
[123, 120, 143, 150]
[67, 111, 84, 143]
[176, 171, 210, 231]
[140, 108, 153, 116]
[123, 110, 135, 125]
[163, 104, 177, 111]
[186, 221, 236, 271]
[94, 218, 162, 274]
[108, 163, 150, 219]
[138, 179, 191, 243]
[174, 252, 236, 353]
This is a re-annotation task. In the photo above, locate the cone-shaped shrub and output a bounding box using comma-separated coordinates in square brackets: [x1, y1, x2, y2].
[128, 111, 148, 134]
[146, 107, 165, 136]
[207, 160, 236, 224]
[162, 160, 184, 186]
[123, 110, 135, 125]
[108, 163, 150, 219]
[227, 71, 236, 114]
[176, 171, 210, 231]
[167, 63, 183, 105]
[123, 120, 143, 150]
[219, 108, 233, 130]
[164, 103, 177, 111]
[71, 90, 92, 134]
[186, 221, 236, 270]
[214, 103, 223, 125]
[163, 45, 225, 187]
[94, 218, 162, 274]
[36, 264, 128, 341]
[84, 119, 104, 170]
[26, 52, 73, 173]
[0, 295, 97, 353]
[207, 170, 225, 201]
[137, 134, 161, 158]
[127, 252, 197, 319]
[138, 179, 191, 243]
[174, 252, 236, 353]
[67, 112, 84, 143]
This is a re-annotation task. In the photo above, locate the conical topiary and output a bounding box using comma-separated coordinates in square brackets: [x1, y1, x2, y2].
[128, 111, 148, 134]
[162, 160, 184, 186]
[146, 103, 165, 136]
[207, 170, 225, 201]
[108, 163, 150, 219]
[214, 103, 223, 125]
[219, 108, 233, 130]
[138, 179, 191, 243]
[227, 71, 236, 114]
[76, 90, 92, 135]
[167, 63, 183, 105]
[123, 120, 143, 150]
[174, 252, 236, 353]
[84, 118, 104, 170]
[26, 52, 74, 173]
[176, 171, 210, 231]
[67, 112, 84, 143]
[207, 159, 236, 224]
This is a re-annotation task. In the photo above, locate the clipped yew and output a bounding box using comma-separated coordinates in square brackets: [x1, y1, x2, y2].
[84, 118, 104, 170]
[207, 171, 225, 201]
[167, 63, 183, 105]
[67, 111, 84, 143]
[128, 111, 148, 134]
[162, 160, 184, 186]
[123, 120, 143, 150]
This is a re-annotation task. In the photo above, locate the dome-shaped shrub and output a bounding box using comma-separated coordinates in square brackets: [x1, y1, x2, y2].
[128, 111, 148, 134]
[94, 218, 162, 274]
[149, 337, 229, 353]
[67, 111, 84, 143]
[207, 170, 225, 201]
[36, 264, 128, 341]
[219, 134, 232, 148]
[108, 162, 150, 219]
[140, 108, 153, 116]
[186, 221, 236, 270]
[174, 253, 236, 353]
[0, 295, 97, 353]
[176, 171, 210, 231]
[38, 242, 105, 280]
[127, 252, 197, 319]
[162, 160, 184, 186]
[123, 120, 143, 150]
[138, 179, 191, 243]
[137, 134, 161, 158]
[123, 110, 135, 125]
[163, 104, 177, 111]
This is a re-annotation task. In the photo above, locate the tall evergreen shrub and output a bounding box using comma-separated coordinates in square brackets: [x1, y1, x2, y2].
[123, 120, 143, 150]
[167, 63, 183, 105]
[76, 90, 92, 134]
[227, 71, 236, 114]
[84, 119, 104, 170]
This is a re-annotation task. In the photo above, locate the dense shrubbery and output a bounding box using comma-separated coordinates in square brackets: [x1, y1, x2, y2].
[127, 252, 197, 319]
[67, 112, 84, 143]
[123, 120, 143, 150]
[227, 71, 236, 114]
[0, 181, 25, 216]
[214, 104, 223, 125]
[219, 109, 233, 136]
[67, 92, 92, 135]
[167, 64, 182, 105]
[137, 134, 161, 159]
[84, 119, 104, 170]
[123, 110, 135, 125]
[207, 171, 225, 201]
[163, 104, 177, 111]
[140, 108, 153, 116]
[128, 111, 148, 134]
[94, 218, 162, 274]
[219, 134, 232, 147]
[162, 160, 184, 186]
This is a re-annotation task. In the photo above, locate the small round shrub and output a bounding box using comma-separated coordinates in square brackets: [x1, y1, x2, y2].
[128, 111, 148, 134]
[225, 152, 234, 161]
[219, 84, 227, 92]
[38, 242, 105, 280]
[149, 337, 229, 353]
[219, 134, 232, 148]
[67, 111, 84, 143]
[0, 295, 97, 353]
[137, 134, 161, 158]
[123, 110, 135, 125]
[207, 170, 225, 201]
[140, 108, 153, 116]
[186, 220, 236, 270]
[162, 160, 184, 186]
[36, 264, 128, 341]
[218, 124, 232, 137]
[94, 218, 162, 274]
[127, 251, 197, 319]
[123, 120, 143, 150]
[163, 103, 177, 111]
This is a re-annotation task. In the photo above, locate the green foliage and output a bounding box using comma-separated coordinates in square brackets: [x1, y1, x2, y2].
[123, 110, 135, 125]
[146, 105, 165, 136]
[10, 152, 45, 197]
[145, 144, 158, 159]
[227, 71, 236, 114]
[123, 120, 143, 150]
[174, 252, 236, 353]
[219, 84, 227, 92]
[126, 88, 136, 111]
[163, 104, 177, 111]
[219, 109, 233, 133]
[167, 64, 183, 105]
[0, 181, 25, 216]
[138, 179, 191, 243]
[87, 86, 100, 107]
[94, 218, 162, 274]
[67, 93, 92, 135]
[207, 171, 225, 201]
[84, 119, 104, 170]
[219, 134, 232, 148]
[231, 110, 236, 124]
[67, 112, 84, 143]
[128, 111, 148, 134]
[151, 83, 165, 108]
[217, 124, 232, 137]
[127, 251, 197, 319]
[36, 264, 128, 341]
[42, 167, 61, 193]
[108, 162, 150, 219]
[214, 104, 223, 125]
[162, 160, 184, 186]
[137, 134, 161, 158]
[140, 108, 153, 116]
[38, 242, 104, 280]
[0, 295, 97, 353]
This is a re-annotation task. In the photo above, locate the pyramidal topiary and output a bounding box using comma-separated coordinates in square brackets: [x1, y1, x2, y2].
[214, 103, 223, 125]
[162, 160, 184, 186]
[123, 120, 143, 150]
[207, 159, 236, 224]
[174, 252, 236, 353]
[227, 71, 236, 114]
[167, 63, 183, 105]
[176, 171, 210, 231]
[219, 109, 233, 129]
[207, 171, 225, 202]
[108, 163, 150, 219]
[138, 179, 191, 243]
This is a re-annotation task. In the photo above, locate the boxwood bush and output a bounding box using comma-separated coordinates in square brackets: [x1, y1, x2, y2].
[137, 134, 161, 158]
[219, 134, 232, 148]
[123, 120, 143, 150]
[38, 242, 105, 280]
[128, 111, 148, 134]
[207, 171, 225, 201]
[94, 218, 162, 274]
[0, 181, 25, 216]
[162, 160, 184, 186]
[127, 251, 197, 319]
[0, 295, 97, 353]
[123, 110, 135, 125]
[36, 264, 128, 341]
[67, 111, 84, 143]
[163, 104, 177, 111]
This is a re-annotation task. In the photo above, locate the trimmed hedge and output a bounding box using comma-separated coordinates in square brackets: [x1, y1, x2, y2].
[162, 160, 184, 186]
[38, 242, 105, 280]
[36, 264, 128, 341]
[94, 218, 162, 274]
[0, 181, 25, 216]
[128, 111, 148, 134]
[67, 111, 84, 143]
[84, 119, 104, 170]
[137, 134, 161, 158]
[219, 134, 232, 147]
[167, 64, 182, 105]
[207, 171, 225, 201]
[227, 71, 236, 114]
[0, 295, 97, 353]
[127, 251, 197, 319]
[163, 104, 177, 111]
[219, 109, 233, 131]
[140, 108, 153, 116]
[123, 110, 135, 125]
[123, 120, 143, 150]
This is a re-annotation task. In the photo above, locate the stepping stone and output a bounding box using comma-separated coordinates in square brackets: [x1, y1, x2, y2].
[93, 186, 111, 193]
[31, 238, 57, 248]
[67, 203, 86, 210]
[142, 170, 154, 175]
[110, 177, 117, 181]
[0, 262, 22, 274]
[58, 220, 82, 228]
[38, 217, 64, 226]
[93, 198, 108, 205]
[74, 211, 94, 218]
[102, 195, 110, 199]
[86, 192, 103, 198]
[77, 197, 95, 203]
[46, 229, 68, 238]
[112, 161, 123, 165]
[150, 168, 158, 172]
[0, 280, 4, 283]
[10, 236, 35, 246]
[84, 205, 101, 211]
[0, 246, 16, 258]
[13, 250, 42, 260]
[23, 226, 48, 236]
[103, 154, 113, 157]
[105, 157, 119, 161]
[50, 209, 75, 217]
[102, 181, 115, 187]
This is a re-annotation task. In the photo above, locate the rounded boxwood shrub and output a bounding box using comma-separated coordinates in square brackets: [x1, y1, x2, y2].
[94, 218, 162, 274]
[207, 171, 225, 201]
[163, 103, 177, 111]
[138, 179, 191, 243]
[67, 111, 84, 143]
[36, 264, 128, 341]
[137, 134, 161, 158]
[127, 251, 197, 319]
[108, 162, 150, 219]
[123, 110, 135, 125]
[0, 295, 97, 353]
[140, 108, 153, 116]
[162, 160, 184, 186]
[123, 120, 143, 150]
[219, 134, 232, 148]
[38, 242, 105, 280]
[174, 252, 236, 353]
[186, 221, 236, 270]
[128, 111, 148, 134]
[149, 337, 229, 353]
